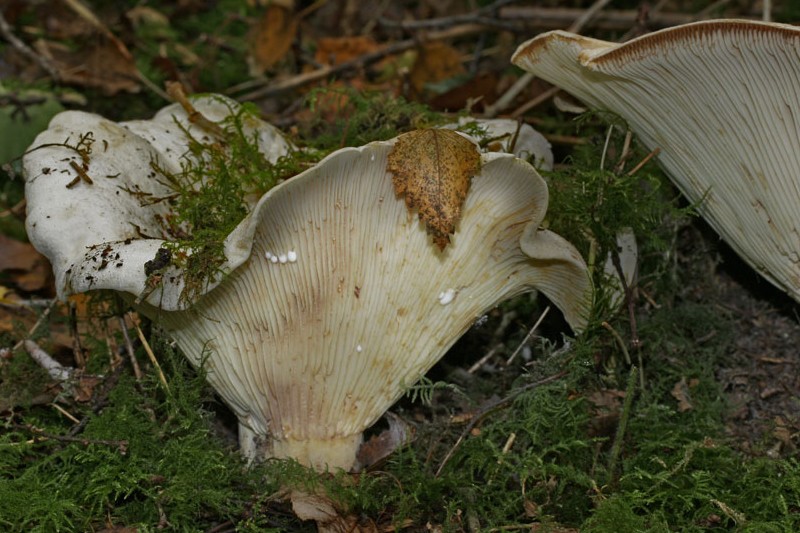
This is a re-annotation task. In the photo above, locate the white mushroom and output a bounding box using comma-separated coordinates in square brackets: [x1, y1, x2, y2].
[445, 117, 554, 170]
[512, 20, 800, 302]
[23, 94, 291, 311]
[24, 109, 592, 472]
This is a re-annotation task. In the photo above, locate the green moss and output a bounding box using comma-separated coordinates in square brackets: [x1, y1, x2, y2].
[147, 97, 320, 302]
[302, 87, 445, 149]
[0, 342, 276, 531]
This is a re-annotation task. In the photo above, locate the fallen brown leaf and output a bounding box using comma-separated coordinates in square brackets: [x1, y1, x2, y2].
[409, 42, 466, 101]
[247, 4, 298, 76]
[387, 129, 480, 250]
[290, 490, 378, 533]
[0, 235, 53, 292]
[671, 376, 694, 413]
[315, 36, 379, 66]
[356, 412, 414, 469]
[35, 37, 139, 95]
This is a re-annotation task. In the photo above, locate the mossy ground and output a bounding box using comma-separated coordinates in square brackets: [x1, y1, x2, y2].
[3, 1, 800, 530]
[4, 104, 799, 531]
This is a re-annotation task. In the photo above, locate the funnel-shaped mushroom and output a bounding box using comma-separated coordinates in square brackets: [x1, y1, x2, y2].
[512, 20, 800, 301]
[24, 101, 591, 471]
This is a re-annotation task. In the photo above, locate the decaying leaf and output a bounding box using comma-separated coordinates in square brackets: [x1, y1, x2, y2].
[356, 412, 414, 469]
[34, 37, 139, 95]
[0, 234, 53, 292]
[409, 42, 467, 100]
[671, 376, 697, 413]
[387, 129, 480, 250]
[290, 490, 377, 533]
[247, 4, 298, 76]
[314, 36, 379, 66]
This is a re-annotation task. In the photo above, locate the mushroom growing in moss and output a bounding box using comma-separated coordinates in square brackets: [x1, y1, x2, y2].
[512, 19, 800, 302]
[24, 100, 591, 472]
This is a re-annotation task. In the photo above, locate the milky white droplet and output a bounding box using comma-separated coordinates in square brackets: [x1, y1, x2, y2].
[356, 344, 363, 352]
[265, 251, 273, 260]
[438, 288, 456, 305]
[270, 255, 279, 264]
[287, 250, 297, 263]
[370, 154, 375, 162]
[278, 254, 288, 264]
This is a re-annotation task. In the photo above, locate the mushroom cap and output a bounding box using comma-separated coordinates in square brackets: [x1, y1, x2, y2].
[512, 20, 800, 301]
[445, 117, 554, 170]
[137, 139, 590, 471]
[23, 95, 291, 310]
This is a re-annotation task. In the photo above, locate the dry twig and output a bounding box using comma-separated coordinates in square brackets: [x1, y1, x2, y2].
[13, 423, 128, 454]
[505, 306, 550, 366]
[118, 315, 143, 380]
[131, 313, 169, 392]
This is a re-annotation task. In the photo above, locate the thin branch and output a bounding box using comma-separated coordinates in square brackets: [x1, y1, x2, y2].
[505, 306, 550, 366]
[485, 0, 613, 117]
[378, 0, 518, 30]
[24, 340, 73, 381]
[12, 299, 57, 353]
[13, 424, 128, 454]
[131, 313, 169, 392]
[118, 315, 143, 380]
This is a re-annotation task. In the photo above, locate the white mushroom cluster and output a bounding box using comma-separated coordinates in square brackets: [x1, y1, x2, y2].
[23, 98, 592, 472]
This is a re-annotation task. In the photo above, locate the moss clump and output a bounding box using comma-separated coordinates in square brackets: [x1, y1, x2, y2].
[302, 87, 445, 149]
[150, 97, 320, 301]
[0, 336, 312, 531]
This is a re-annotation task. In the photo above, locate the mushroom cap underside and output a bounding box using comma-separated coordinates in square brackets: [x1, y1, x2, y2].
[148, 141, 590, 467]
[512, 19, 800, 300]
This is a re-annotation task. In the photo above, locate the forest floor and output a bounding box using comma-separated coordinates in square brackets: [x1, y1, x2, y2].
[2, 0, 800, 531]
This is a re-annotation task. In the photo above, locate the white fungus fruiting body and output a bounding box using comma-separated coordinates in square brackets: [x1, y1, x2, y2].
[150, 142, 591, 471]
[23, 95, 291, 310]
[513, 19, 800, 303]
[445, 118, 554, 171]
[24, 112, 592, 472]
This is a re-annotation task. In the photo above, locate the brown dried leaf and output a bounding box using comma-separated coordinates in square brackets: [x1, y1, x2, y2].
[671, 376, 694, 413]
[0, 235, 53, 292]
[314, 36, 378, 66]
[247, 4, 298, 75]
[289, 490, 377, 533]
[35, 37, 139, 95]
[387, 129, 480, 250]
[409, 42, 466, 100]
[356, 412, 414, 469]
